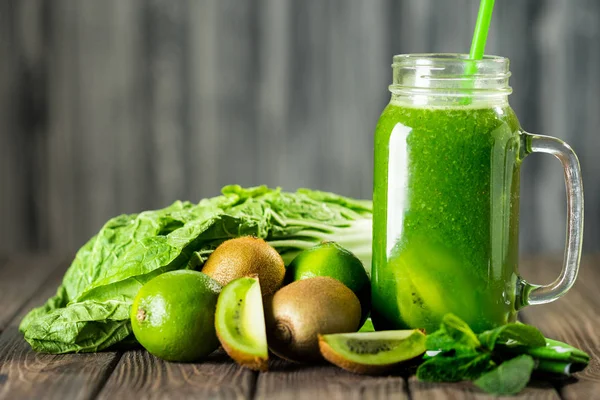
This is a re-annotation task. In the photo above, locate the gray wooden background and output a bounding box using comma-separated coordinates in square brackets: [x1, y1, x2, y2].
[0, 0, 598, 255]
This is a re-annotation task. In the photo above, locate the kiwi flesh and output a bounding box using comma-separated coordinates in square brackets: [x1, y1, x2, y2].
[318, 330, 426, 374]
[202, 236, 285, 296]
[215, 276, 268, 371]
[264, 277, 361, 363]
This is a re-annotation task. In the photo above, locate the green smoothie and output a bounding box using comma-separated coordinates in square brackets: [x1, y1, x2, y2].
[371, 101, 522, 333]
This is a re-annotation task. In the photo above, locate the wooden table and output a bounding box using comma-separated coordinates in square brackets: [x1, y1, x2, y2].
[0, 254, 598, 399]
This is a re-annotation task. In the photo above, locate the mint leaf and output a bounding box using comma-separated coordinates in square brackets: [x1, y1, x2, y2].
[425, 314, 480, 354]
[417, 353, 494, 382]
[478, 323, 545, 351]
[474, 355, 535, 395]
[358, 318, 375, 333]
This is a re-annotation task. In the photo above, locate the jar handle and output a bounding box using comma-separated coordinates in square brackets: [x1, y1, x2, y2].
[517, 132, 584, 308]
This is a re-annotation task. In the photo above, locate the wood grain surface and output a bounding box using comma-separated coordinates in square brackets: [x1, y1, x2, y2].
[97, 350, 256, 400]
[521, 256, 600, 399]
[408, 377, 560, 400]
[254, 357, 409, 400]
[0, 259, 122, 400]
[0, 255, 62, 332]
[0, 254, 599, 399]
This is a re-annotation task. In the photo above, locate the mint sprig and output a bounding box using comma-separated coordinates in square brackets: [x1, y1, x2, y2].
[416, 314, 590, 396]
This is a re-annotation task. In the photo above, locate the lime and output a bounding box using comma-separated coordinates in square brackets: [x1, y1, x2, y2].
[285, 242, 370, 322]
[131, 270, 222, 362]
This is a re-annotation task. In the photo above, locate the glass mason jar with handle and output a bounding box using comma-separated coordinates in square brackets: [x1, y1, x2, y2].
[371, 54, 583, 334]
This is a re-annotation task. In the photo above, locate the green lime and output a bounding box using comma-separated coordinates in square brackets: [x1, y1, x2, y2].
[131, 270, 222, 362]
[285, 242, 371, 323]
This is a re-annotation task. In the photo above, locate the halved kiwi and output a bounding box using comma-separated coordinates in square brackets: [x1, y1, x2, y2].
[318, 330, 426, 374]
[215, 275, 268, 371]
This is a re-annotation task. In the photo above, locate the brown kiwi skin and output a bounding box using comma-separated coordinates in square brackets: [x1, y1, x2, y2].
[202, 237, 285, 296]
[217, 333, 269, 372]
[264, 277, 362, 363]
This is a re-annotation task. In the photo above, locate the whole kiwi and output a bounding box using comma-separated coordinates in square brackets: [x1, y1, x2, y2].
[202, 236, 285, 296]
[264, 276, 362, 363]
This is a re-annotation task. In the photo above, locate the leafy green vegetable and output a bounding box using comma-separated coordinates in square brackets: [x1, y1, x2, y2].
[541, 339, 590, 364]
[478, 322, 545, 351]
[417, 314, 590, 395]
[358, 317, 375, 333]
[498, 338, 590, 375]
[417, 353, 494, 382]
[20, 185, 372, 354]
[425, 313, 481, 355]
[418, 314, 491, 382]
[474, 355, 535, 395]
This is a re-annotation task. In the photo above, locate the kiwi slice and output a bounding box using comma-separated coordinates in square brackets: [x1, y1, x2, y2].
[215, 276, 268, 371]
[391, 239, 479, 329]
[318, 330, 426, 374]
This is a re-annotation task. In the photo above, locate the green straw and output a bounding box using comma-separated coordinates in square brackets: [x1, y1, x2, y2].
[463, 0, 495, 103]
[469, 0, 496, 62]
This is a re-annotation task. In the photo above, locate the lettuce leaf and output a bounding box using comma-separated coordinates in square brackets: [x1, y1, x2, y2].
[20, 185, 372, 353]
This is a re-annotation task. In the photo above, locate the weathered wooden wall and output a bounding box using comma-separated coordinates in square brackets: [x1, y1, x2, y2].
[0, 0, 598, 254]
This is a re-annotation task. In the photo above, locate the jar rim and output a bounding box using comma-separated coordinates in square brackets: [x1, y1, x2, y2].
[389, 53, 512, 101]
[392, 53, 509, 68]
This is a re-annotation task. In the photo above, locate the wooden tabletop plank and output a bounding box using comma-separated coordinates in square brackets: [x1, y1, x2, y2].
[0, 260, 123, 400]
[408, 377, 559, 400]
[0, 254, 596, 400]
[520, 255, 600, 400]
[97, 349, 256, 400]
[0, 255, 63, 332]
[253, 358, 409, 400]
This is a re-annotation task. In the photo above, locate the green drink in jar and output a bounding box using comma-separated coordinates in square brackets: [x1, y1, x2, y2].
[371, 54, 583, 333]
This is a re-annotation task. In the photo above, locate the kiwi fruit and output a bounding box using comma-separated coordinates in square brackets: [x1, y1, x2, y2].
[215, 275, 268, 371]
[285, 241, 371, 324]
[318, 330, 426, 374]
[264, 276, 361, 363]
[202, 236, 285, 296]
